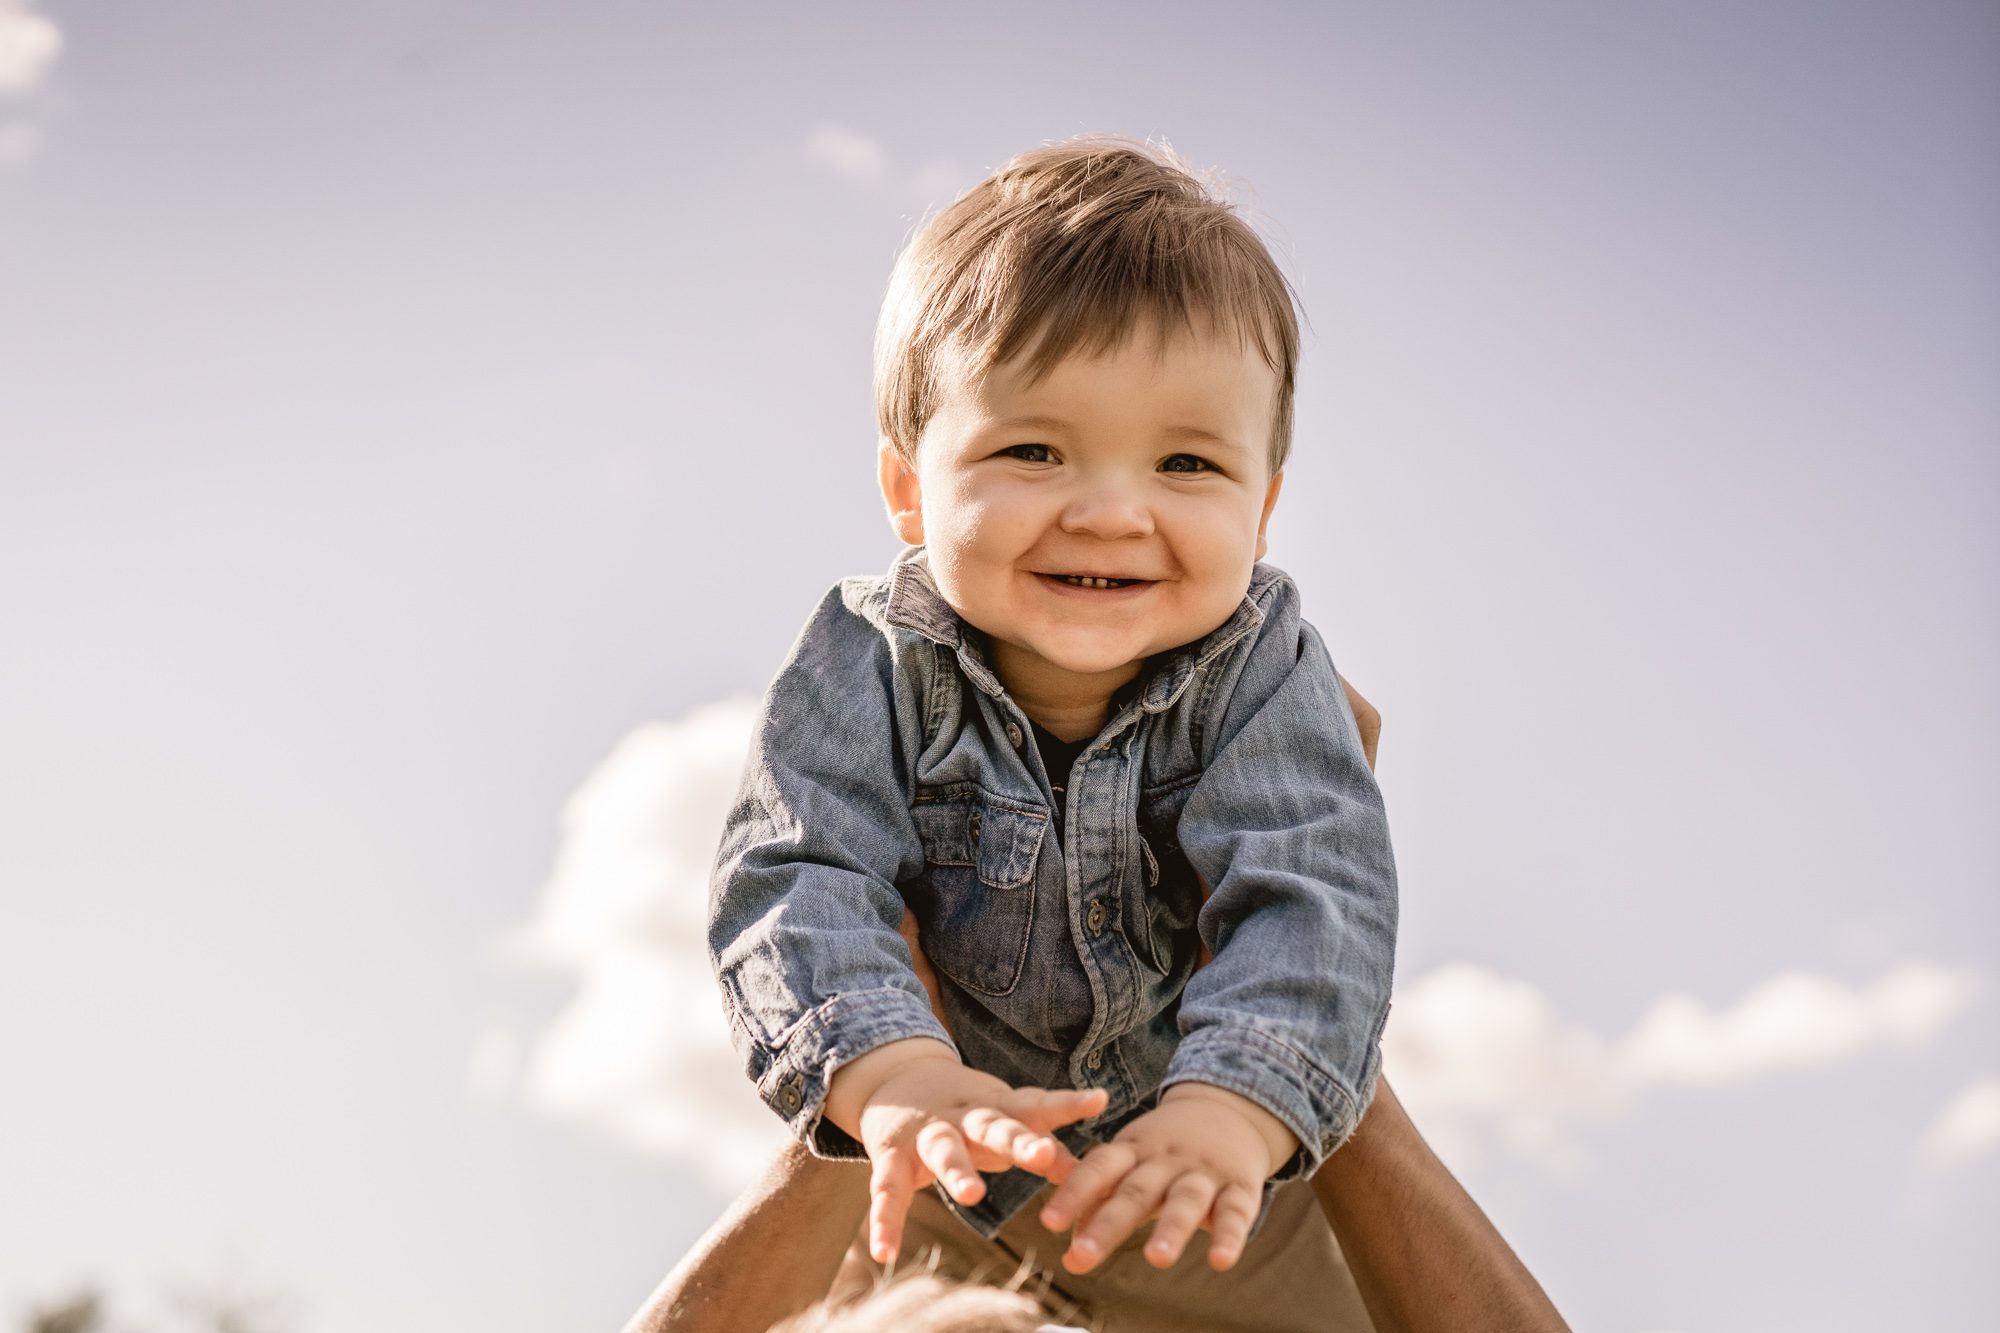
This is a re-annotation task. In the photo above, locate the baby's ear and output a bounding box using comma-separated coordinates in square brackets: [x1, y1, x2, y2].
[1254, 469, 1284, 561]
[877, 439, 926, 546]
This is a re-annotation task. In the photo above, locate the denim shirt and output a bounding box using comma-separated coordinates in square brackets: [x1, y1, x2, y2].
[708, 546, 1398, 1237]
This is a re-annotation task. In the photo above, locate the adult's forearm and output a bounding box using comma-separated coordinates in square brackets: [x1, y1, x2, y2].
[1312, 1077, 1570, 1333]
[621, 1140, 868, 1333]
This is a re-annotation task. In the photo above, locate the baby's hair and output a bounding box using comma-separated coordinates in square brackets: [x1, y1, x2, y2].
[873, 133, 1305, 473]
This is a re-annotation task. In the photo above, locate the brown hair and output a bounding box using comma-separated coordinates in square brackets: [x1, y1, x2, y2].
[873, 134, 1305, 472]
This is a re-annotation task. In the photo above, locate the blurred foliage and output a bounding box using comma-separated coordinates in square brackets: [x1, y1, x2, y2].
[21, 1282, 293, 1333]
[24, 1291, 102, 1333]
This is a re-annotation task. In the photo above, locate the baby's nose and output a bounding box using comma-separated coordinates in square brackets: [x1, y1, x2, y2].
[1058, 482, 1154, 539]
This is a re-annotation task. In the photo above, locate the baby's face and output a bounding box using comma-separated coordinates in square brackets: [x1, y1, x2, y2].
[880, 316, 1284, 703]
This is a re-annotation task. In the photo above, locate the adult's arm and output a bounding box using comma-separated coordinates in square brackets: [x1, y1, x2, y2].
[619, 1141, 869, 1333]
[1313, 1076, 1570, 1333]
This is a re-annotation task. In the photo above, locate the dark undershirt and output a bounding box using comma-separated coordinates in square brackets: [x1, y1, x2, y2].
[1028, 678, 1143, 847]
[1029, 723, 1091, 838]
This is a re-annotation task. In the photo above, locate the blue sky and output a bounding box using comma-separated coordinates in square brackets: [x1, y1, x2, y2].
[3, 2, 1996, 1330]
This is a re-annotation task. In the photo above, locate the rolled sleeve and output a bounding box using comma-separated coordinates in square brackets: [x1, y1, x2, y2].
[708, 584, 948, 1156]
[740, 986, 957, 1157]
[1164, 1019, 1382, 1180]
[1165, 575, 1399, 1177]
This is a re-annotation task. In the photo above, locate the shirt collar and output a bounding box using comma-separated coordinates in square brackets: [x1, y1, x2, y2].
[882, 545, 1271, 711]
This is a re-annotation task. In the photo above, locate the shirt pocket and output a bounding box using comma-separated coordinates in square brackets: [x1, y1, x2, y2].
[905, 792, 1047, 997]
[1131, 779, 1203, 978]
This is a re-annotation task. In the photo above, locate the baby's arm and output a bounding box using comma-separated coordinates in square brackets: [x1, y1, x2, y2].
[1164, 581, 1399, 1180]
[823, 1036, 1108, 1264]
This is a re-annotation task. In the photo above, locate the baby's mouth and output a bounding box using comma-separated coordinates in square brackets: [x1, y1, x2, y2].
[1041, 572, 1149, 589]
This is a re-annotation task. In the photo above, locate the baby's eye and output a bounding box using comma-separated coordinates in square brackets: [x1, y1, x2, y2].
[1159, 453, 1214, 474]
[1001, 443, 1055, 463]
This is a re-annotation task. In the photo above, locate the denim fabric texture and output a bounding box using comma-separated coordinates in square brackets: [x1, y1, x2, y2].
[707, 545, 1398, 1237]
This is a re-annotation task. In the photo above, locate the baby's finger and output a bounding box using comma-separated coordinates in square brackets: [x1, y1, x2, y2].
[1038, 1141, 1135, 1235]
[1006, 1086, 1109, 1135]
[914, 1120, 985, 1205]
[1143, 1174, 1220, 1269]
[960, 1108, 1060, 1178]
[1066, 1163, 1175, 1274]
[1203, 1183, 1263, 1271]
[1035, 1141, 1085, 1186]
[868, 1146, 919, 1265]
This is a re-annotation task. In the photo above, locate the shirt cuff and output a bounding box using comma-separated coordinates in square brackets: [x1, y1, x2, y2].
[1161, 1023, 1377, 1181]
[753, 986, 958, 1159]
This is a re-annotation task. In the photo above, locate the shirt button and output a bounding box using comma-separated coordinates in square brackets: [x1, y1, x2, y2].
[1086, 899, 1107, 936]
[1006, 722, 1025, 748]
[1086, 1048, 1104, 1071]
[776, 1074, 805, 1117]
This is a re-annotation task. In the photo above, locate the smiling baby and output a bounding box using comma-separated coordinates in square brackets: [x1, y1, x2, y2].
[706, 134, 1398, 1326]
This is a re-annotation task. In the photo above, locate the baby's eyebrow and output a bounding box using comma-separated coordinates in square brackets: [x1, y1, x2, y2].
[1158, 423, 1239, 450]
[991, 413, 1071, 433]
[991, 414, 1243, 451]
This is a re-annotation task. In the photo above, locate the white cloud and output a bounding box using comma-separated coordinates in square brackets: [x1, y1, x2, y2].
[1615, 963, 1981, 1086]
[801, 132, 966, 207]
[0, 0, 62, 98]
[501, 697, 787, 1194]
[1918, 1074, 2000, 1169]
[1384, 960, 1983, 1171]
[805, 123, 888, 183]
[1381, 964, 1626, 1173]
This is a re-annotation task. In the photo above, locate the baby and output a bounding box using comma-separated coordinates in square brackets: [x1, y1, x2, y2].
[707, 135, 1398, 1309]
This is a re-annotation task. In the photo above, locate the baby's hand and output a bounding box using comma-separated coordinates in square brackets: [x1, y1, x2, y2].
[1037, 1082, 1298, 1274]
[828, 1038, 1110, 1265]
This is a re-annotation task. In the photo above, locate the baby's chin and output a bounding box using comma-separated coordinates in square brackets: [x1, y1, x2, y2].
[1011, 634, 1161, 684]
[968, 615, 1206, 691]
